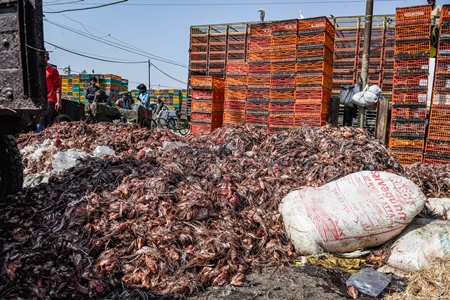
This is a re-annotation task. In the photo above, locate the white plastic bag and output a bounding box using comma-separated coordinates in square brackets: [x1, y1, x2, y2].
[379, 219, 450, 276]
[52, 150, 87, 172]
[93, 146, 116, 157]
[351, 85, 381, 108]
[425, 198, 450, 219]
[279, 171, 426, 255]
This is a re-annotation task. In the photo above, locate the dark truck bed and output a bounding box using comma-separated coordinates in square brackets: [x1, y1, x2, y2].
[0, 0, 46, 134]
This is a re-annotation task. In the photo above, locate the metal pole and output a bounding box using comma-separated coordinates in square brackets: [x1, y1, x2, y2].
[148, 59, 151, 92]
[358, 0, 374, 128]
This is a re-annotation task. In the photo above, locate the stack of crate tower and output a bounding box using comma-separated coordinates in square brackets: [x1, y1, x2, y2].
[295, 17, 335, 128]
[223, 62, 248, 126]
[245, 23, 273, 132]
[189, 76, 225, 134]
[389, 5, 432, 165]
[425, 5, 450, 164]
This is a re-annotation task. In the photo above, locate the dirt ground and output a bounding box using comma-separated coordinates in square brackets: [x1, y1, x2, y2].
[102, 265, 406, 300]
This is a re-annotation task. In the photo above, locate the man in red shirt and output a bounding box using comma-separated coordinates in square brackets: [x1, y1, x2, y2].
[38, 51, 62, 131]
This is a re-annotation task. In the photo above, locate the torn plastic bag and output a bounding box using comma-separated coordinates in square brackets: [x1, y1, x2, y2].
[339, 84, 360, 107]
[351, 85, 382, 108]
[346, 268, 391, 297]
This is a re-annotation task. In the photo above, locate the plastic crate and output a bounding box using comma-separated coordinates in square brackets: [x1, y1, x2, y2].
[390, 120, 427, 136]
[191, 99, 224, 113]
[294, 114, 327, 127]
[224, 100, 246, 111]
[225, 75, 248, 87]
[394, 57, 429, 73]
[390, 150, 423, 165]
[247, 74, 271, 88]
[272, 19, 298, 33]
[270, 61, 296, 74]
[190, 76, 225, 89]
[190, 112, 224, 123]
[423, 155, 450, 165]
[395, 23, 431, 40]
[268, 125, 294, 134]
[190, 61, 208, 72]
[295, 72, 333, 89]
[270, 76, 296, 88]
[394, 39, 430, 56]
[209, 53, 226, 61]
[224, 87, 247, 100]
[190, 122, 222, 134]
[271, 47, 297, 61]
[249, 23, 272, 36]
[438, 40, 450, 57]
[248, 49, 272, 62]
[429, 108, 450, 124]
[269, 88, 295, 101]
[395, 5, 432, 24]
[209, 34, 226, 44]
[247, 88, 270, 101]
[191, 35, 208, 44]
[441, 5, 450, 22]
[297, 45, 334, 64]
[433, 76, 450, 92]
[391, 105, 427, 120]
[245, 101, 269, 110]
[245, 113, 269, 123]
[435, 58, 450, 75]
[191, 89, 224, 100]
[294, 101, 329, 115]
[271, 34, 298, 47]
[392, 91, 428, 104]
[440, 21, 450, 35]
[268, 115, 295, 126]
[249, 36, 272, 48]
[248, 62, 271, 73]
[425, 139, 450, 155]
[223, 111, 245, 123]
[295, 88, 331, 104]
[191, 44, 208, 53]
[297, 31, 335, 51]
[428, 124, 450, 140]
[393, 73, 428, 89]
[227, 51, 246, 62]
[389, 136, 425, 150]
[296, 59, 333, 77]
[297, 17, 335, 37]
[432, 92, 450, 106]
[226, 63, 249, 75]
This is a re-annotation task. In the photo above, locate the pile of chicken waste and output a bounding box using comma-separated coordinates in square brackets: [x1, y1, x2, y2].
[2, 122, 450, 299]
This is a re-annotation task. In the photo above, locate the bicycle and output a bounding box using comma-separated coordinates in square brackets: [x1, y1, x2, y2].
[171, 113, 190, 136]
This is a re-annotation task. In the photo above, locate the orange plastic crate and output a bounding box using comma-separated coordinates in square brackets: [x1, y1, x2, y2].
[190, 52, 207, 61]
[191, 89, 224, 100]
[271, 34, 298, 47]
[296, 60, 333, 77]
[268, 115, 295, 126]
[224, 100, 246, 111]
[223, 111, 245, 123]
[271, 47, 297, 61]
[191, 99, 224, 113]
[395, 5, 432, 24]
[191, 35, 208, 44]
[432, 92, 450, 106]
[270, 76, 296, 87]
[423, 155, 450, 165]
[438, 41, 450, 58]
[391, 106, 427, 119]
[272, 19, 298, 33]
[296, 73, 333, 89]
[294, 101, 329, 115]
[395, 23, 431, 40]
[245, 101, 269, 110]
[248, 63, 271, 73]
[294, 114, 327, 127]
[249, 23, 272, 36]
[297, 31, 335, 51]
[247, 74, 271, 88]
[392, 91, 427, 104]
[390, 121, 427, 135]
[394, 39, 430, 56]
[190, 122, 222, 134]
[190, 112, 224, 123]
[225, 75, 248, 87]
[297, 17, 335, 36]
[394, 57, 429, 73]
[249, 36, 272, 48]
[270, 61, 296, 74]
[297, 47, 334, 66]
[432, 76, 450, 92]
[269, 88, 295, 100]
[393, 73, 428, 88]
[295, 88, 331, 102]
[245, 113, 269, 123]
[428, 124, 450, 140]
[435, 58, 450, 75]
[441, 5, 450, 22]
[190, 76, 225, 89]
[226, 63, 248, 75]
[269, 102, 295, 112]
[224, 87, 247, 100]
[440, 20, 450, 35]
[247, 88, 270, 100]
[425, 139, 450, 155]
[248, 49, 272, 62]
[430, 108, 450, 124]
[391, 150, 423, 165]
[389, 137, 425, 150]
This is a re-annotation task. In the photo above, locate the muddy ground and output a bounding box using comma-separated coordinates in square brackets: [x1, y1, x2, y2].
[102, 265, 406, 299]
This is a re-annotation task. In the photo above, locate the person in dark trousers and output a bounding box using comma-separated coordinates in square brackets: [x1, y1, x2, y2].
[85, 77, 100, 104]
[94, 89, 112, 106]
[37, 51, 62, 132]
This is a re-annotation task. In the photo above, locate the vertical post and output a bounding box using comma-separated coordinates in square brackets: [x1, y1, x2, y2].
[148, 59, 151, 92]
[358, 0, 374, 128]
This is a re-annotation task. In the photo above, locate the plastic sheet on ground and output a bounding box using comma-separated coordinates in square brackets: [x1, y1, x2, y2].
[425, 198, 450, 219]
[52, 149, 88, 172]
[346, 268, 391, 297]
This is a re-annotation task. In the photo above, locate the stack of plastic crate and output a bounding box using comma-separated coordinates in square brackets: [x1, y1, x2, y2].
[294, 17, 335, 127]
[227, 23, 247, 63]
[189, 26, 209, 76]
[425, 5, 450, 164]
[209, 25, 227, 78]
[189, 76, 225, 134]
[389, 5, 432, 165]
[268, 19, 298, 133]
[223, 63, 248, 125]
[246, 23, 273, 131]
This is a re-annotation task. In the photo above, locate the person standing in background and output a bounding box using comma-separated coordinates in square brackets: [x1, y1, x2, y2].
[85, 76, 100, 104]
[37, 51, 61, 132]
[136, 83, 150, 109]
[429, 0, 442, 54]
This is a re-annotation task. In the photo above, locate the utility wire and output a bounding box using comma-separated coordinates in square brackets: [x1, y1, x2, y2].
[44, 0, 128, 13]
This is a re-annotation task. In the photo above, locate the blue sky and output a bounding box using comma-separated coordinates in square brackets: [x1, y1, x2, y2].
[43, 0, 429, 90]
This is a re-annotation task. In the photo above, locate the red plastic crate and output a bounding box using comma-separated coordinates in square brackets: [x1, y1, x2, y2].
[430, 108, 450, 124]
[225, 75, 248, 87]
[190, 112, 224, 123]
[271, 47, 297, 61]
[294, 101, 329, 115]
[248, 63, 271, 73]
[269, 102, 295, 112]
[272, 19, 298, 33]
[297, 31, 335, 51]
[223, 111, 245, 123]
[394, 39, 430, 56]
[226, 63, 249, 75]
[428, 124, 450, 140]
[432, 76, 450, 92]
[268, 114, 294, 127]
[224, 87, 247, 100]
[247, 74, 271, 87]
[438, 41, 450, 58]
[270, 61, 296, 74]
[295, 88, 331, 103]
[247, 88, 270, 100]
[425, 139, 450, 155]
[245, 101, 269, 110]
[190, 76, 225, 89]
[190, 122, 222, 134]
[296, 73, 333, 89]
[245, 113, 269, 123]
[392, 91, 427, 104]
[395, 23, 431, 40]
[394, 57, 429, 73]
[390, 150, 423, 165]
[270, 76, 296, 87]
[395, 5, 432, 24]
[389, 137, 425, 150]
[432, 92, 450, 106]
[435, 58, 450, 75]
[294, 114, 327, 127]
[440, 20, 450, 35]
[390, 121, 427, 135]
[272, 34, 298, 47]
[297, 17, 335, 36]
[249, 36, 272, 48]
[269, 89, 295, 101]
[441, 5, 450, 22]
[296, 46, 334, 63]
[191, 99, 224, 113]
[391, 106, 427, 119]
[423, 156, 450, 165]
[249, 23, 272, 36]
[296, 60, 333, 77]
[191, 89, 223, 100]
[248, 49, 272, 62]
[224, 100, 246, 111]
[190, 35, 208, 44]
[190, 52, 207, 61]
[393, 73, 428, 88]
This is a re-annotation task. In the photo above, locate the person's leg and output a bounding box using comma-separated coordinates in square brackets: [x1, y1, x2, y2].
[38, 101, 55, 131]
